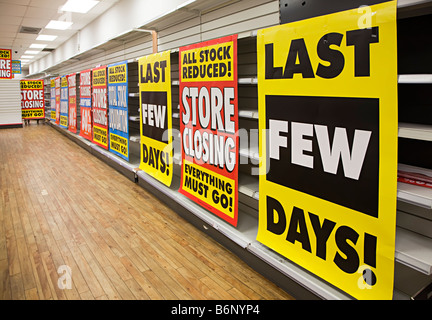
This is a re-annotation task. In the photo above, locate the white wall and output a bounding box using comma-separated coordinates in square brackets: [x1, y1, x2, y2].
[29, 0, 198, 74]
[29, 0, 279, 76]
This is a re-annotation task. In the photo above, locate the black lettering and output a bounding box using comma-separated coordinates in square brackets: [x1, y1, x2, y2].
[265, 43, 283, 79]
[159, 60, 167, 82]
[153, 61, 160, 83]
[219, 63, 227, 77]
[283, 38, 315, 79]
[142, 143, 148, 162]
[266, 196, 286, 235]
[286, 207, 311, 252]
[334, 226, 360, 274]
[153, 147, 160, 169]
[210, 49, 216, 61]
[146, 63, 153, 83]
[149, 146, 155, 167]
[185, 175, 192, 188]
[364, 233, 377, 268]
[308, 212, 336, 260]
[346, 27, 379, 77]
[160, 151, 166, 173]
[223, 45, 231, 60]
[316, 33, 345, 79]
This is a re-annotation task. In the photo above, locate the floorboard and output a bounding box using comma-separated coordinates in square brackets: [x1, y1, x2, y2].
[0, 123, 294, 300]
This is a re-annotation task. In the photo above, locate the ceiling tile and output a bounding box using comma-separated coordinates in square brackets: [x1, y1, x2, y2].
[0, 24, 19, 33]
[29, 0, 67, 10]
[0, 3, 27, 17]
[0, 0, 31, 6]
[21, 17, 51, 28]
[0, 15, 23, 25]
[25, 6, 58, 19]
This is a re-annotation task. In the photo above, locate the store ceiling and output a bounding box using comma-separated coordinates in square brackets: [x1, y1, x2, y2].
[0, 0, 119, 68]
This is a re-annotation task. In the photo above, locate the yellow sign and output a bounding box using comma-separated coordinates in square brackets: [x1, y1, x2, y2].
[60, 115, 68, 127]
[22, 109, 44, 119]
[61, 76, 68, 87]
[182, 160, 236, 219]
[93, 125, 108, 147]
[138, 50, 173, 187]
[180, 41, 234, 82]
[20, 80, 43, 90]
[92, 68, 106, 86]
[110, 132, 129, 158]
[256, 1, 397, 299]
[108, 63, 127, 83]
[0, 49, 11, 59]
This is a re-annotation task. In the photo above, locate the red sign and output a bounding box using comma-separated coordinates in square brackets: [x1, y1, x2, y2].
[68, 73, 77, 133]
[79, 69, 92, 141]
[92, 65, 109, 149]
[179, 35, 239, 226]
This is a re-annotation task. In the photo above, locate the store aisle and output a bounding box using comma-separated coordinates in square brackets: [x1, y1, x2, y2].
[0, 123, 293, 300]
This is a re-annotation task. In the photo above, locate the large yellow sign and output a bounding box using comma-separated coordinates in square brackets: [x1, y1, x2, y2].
[138, 51, 173, 187]
[257, 1, 397, 299]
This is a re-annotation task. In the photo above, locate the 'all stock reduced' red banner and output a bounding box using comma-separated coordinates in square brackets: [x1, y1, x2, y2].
[179, 35, 239, 227]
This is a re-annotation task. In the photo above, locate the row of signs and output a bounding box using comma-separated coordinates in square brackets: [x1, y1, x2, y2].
[46, 63, 129, 160]
[24, 1, 398, 299]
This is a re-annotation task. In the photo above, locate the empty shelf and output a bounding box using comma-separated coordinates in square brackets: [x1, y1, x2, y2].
[398, 74, 432, 84]
[395, 227, 432, 275]
[399, 122, 432, 141]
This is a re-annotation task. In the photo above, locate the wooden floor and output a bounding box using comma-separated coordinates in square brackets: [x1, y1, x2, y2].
[0, 122, 293, 300]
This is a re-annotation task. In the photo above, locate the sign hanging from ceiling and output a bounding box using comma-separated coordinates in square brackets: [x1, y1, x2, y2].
[179, 35, 239, 227]
[0, 49, 12, 79]
[138, 51, 173, 186]
[256, 0, 398, 299]
[20, 80, 45, 120]
[92, 65, 109, 149]
[12, 60, 21, 74]
[108, 61, 129, 161]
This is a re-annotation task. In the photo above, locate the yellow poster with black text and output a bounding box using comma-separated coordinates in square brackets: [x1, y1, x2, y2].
[257, 1, 397, 299]
[138, 51, 173, 187]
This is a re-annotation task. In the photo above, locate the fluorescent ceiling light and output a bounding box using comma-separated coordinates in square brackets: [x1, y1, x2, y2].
[36, 35, 57, 41]
[21, 55, 34, 59]
[24, 50, 39, 55]
[61, 0, 99, 13]
[20, 60, 30, 63]
[30, 44, 47, 49]
[45, 20, 73, 30]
